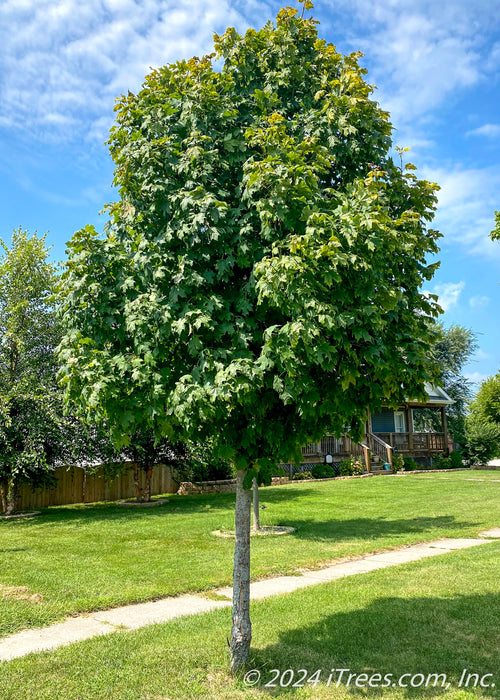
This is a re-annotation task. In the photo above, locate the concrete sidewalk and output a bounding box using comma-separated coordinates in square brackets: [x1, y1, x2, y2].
[1, 529, 498, 662]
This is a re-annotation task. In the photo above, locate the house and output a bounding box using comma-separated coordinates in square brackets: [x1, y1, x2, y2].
[300, 383, 453, 471]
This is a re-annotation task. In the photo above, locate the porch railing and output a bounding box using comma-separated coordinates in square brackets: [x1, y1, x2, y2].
[301, 435, 364, 459]
[362, 432, 393, 465]
[301, 431, 445, 464]
[374, 432, 446, 452]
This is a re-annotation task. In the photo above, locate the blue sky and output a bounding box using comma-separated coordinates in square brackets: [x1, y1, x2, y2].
[1, 0, 499, 386]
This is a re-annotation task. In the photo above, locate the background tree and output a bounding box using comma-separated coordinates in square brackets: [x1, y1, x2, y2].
[431, 323, 477, 445]
[463, 414, 500, 465]
[0, 229, 63, 513]
[58, 3, 442, 669]
[0, 229, 114, 514]
[465, 216, 500, 463]
[0, 228, 60, 388]
[101, 432, 201, 503]
[464, 372, 500, 464]
[469, 372, 500, 424]
[490, 210, 500, 241]
[123, 433, 186, 502]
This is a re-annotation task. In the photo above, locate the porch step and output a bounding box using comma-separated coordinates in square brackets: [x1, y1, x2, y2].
[370, 465, 392, 474]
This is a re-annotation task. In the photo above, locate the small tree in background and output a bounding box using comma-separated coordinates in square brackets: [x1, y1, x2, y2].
[464, 372, 500, 464]
[0, 228, 60, 389]
[0, 394, 60, 513]
[432, 323, 478, 445]
[103, 432, 190, 502]
[460, 216, 500, 464]
[464, 414, 500, 464]
[0, 229, 62, 514]
[58, 3, 442, 669]
[0, 229, 116, 514]
[470, 372, 500, 426]
[490, 211, 500, 241]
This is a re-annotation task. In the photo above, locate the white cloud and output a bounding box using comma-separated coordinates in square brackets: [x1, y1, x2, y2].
[419, 164, 500, 258]
[331, 0, 500, 129]
[465, 371, 489, 386]
[0, 0, 271, 143]
[467, 123, 500, 138]
[1, 0, 498, 153]
[473, 348, 492, 361]
[469, 295, 490, 310]
[430, 281, 465, 311]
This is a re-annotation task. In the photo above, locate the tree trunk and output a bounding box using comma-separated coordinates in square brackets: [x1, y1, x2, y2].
[144, 465, 153, 502]
[0, 482, 7, 514]
[132, 462, 143, 502]
[82, 468, 87, 502]
[5, 477, 18, 516]
[230, 469, 252, 672]
[252, 477, 260, 532]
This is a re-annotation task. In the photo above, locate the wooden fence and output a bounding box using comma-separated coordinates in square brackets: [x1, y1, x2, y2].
[17, 463, 178, 511]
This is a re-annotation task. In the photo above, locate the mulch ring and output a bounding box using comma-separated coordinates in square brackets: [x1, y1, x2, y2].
[211, 526, 295, 538]
[117, 498, 169, 507]
[0, 511, 40, 520]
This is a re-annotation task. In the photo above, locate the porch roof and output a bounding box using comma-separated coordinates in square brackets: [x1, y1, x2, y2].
[407, 383, 453, 406]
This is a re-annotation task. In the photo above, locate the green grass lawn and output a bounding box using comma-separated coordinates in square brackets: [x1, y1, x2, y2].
[1, 541, 498, 699]
[0, 470, 498, 639]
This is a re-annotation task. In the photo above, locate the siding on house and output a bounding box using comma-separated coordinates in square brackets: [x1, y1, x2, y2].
[371, 409, 396, 433]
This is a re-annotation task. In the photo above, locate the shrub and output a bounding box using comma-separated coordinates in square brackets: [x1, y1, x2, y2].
[339, 456, 364, 476]
[293, 471, 313, 480]
[339, 458, 353, 476]
[463, 416, 500, 465]
[403, 457, 419, 471]
[391, 453, 404, 472]
[311, 464, 335, 479]
[352, 459, 364, 475]
[449, 450, 464, 469]
[431, 453, 450, 470]
[181, 447, 234, 483]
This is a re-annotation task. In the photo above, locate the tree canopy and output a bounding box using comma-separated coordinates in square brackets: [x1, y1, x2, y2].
[491, 210, 500, 241]
[464, 378, 500, 464]
[470, 372, 500, 427]
[0, 229, 115, 514]
[0, 228, 59, 391]
[58, 3, 442, 668]
[432, 323, 477, 443]
[59, 7, 441, 468]
[103, 431, 195, 503]
[0, 229, 63, 513]
[465, 215, 500, 463]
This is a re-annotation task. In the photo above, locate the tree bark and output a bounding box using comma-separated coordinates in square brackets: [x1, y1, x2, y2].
[82, 468, 87, 502]
[0, 482, 7, 514]
[5, 477, 18, 516]
[132, 462, 143, 502]
[144, 465, 153, 502]
[230, 469, 252, 672]
[252, 477, 260, 532]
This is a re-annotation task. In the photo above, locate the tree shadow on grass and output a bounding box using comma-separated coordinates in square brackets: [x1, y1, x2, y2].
[10, 498, 476, 549]
[275, 515, 477, 543]
[21, 487, 325, 526]
[21, 492, 237, 525]
[252, 592, 500, 698]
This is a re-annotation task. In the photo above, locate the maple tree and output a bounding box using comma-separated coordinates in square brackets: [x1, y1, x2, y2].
[59, 3, 442, 669]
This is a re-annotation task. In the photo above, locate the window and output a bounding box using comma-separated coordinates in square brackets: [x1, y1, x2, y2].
[394, 411, 407, 433]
